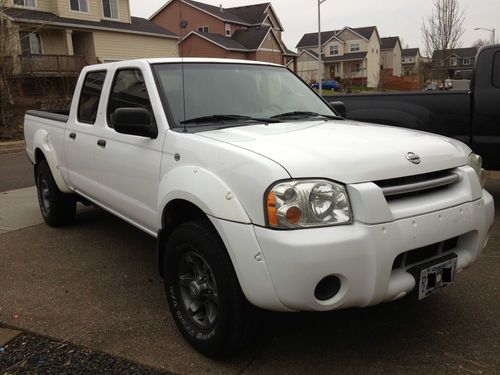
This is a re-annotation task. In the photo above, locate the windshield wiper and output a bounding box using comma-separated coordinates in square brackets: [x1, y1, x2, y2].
[180, 114, 280, 125]
[271, 111, 342, 120]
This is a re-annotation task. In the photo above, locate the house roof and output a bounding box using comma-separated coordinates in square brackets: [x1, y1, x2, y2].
[296, 26, 377, 48]
[182, 26, 292, 55]
[402, 48, 420, 57]
[296, 30, 339, 48]
[150, 0, 284, 30]
[323, 51, 367, 62]
[226, 3, 270, 25]
[380, 36, 400, 50]
[232, 25, 272, 50]
[4, 7, 177, 38]
[432, 47, 478, 59]
[187, 31, 248, 51]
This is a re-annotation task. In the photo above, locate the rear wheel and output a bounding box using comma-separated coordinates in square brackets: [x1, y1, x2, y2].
[163, 219, 255, 358]
[36, 160, 76, 227]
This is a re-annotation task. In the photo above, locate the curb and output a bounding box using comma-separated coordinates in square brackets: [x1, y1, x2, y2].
[0, 140, 26, 155]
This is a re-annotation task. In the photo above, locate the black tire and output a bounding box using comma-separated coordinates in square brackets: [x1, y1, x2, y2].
[163, 219, 255, 358]
[36, 160, 76, 227]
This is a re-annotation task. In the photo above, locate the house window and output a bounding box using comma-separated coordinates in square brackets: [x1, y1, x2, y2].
[463, 57, 471, 65]
[329, 45, 339, 56]
[102, 0, 118, 19]
[407, 57, 413, 63]
[198, 26, 209, 33]
[450, 57, 458, 66]
[351, 63, 361, 73]
[350, 43, 360, 52]
[225, 24, 231, 37]
[70, 0, 89, 12]
[13, 0, 36, 8]
[19, 31, 42, 55]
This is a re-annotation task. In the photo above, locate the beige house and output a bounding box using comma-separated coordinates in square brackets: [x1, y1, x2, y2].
[380, 36, 402, 77]
[1, 0, 178, 84]
[402, 48, 421, 75]
[296, 26, 381, 88]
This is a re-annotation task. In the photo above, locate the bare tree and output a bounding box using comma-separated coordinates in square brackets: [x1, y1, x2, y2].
[421, 0, 465, 78]
[472, 38, 489, 49]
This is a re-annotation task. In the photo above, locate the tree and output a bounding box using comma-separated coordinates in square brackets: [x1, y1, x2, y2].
[472, 38, 489, 49]
[421, 0, 465, 78]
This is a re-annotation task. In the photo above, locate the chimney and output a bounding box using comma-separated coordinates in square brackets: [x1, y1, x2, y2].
[219, 4, 223, 12]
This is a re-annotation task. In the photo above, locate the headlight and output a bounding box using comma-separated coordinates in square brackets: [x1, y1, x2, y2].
[266, 180, 352, 229]
[468, 153, 488, 187]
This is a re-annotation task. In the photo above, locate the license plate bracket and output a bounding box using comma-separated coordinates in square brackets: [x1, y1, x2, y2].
[409, 253, 458, 300]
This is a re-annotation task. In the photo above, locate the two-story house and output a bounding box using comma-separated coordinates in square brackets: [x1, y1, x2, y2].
[296, 26, 381, 88]
[432, 47, 478, 79]
[380, 36, 402, 77]
[1, 0, 178, 92]
[149, 0, 297, 68]
[402, 48, 421, 75]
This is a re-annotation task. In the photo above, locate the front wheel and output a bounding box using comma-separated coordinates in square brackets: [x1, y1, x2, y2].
[163, 219, 255, 358]
[36, 160, 76, 227]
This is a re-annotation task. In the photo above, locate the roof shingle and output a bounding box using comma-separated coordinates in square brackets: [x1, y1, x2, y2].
[4, 8, 177, 38]
[380, 36, 400, 50]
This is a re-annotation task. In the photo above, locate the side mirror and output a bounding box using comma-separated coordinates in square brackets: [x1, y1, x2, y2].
[330, 101, 346, 117]
[111, 107, 158, 139]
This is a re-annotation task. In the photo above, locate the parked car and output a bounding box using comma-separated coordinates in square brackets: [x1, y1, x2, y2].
[325, 44, 500, 170]
[311, 79, 341, 91]
[454, 69, 473, 80]
[24, 58, 494, 358]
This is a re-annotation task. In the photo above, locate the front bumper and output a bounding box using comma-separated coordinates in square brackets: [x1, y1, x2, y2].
[211, 190, 494, 312]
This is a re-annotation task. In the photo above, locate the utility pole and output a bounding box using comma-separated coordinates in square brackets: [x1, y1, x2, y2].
[318, 0, 327, 92]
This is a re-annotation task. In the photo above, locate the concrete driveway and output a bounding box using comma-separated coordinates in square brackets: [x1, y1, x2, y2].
[1, 152, 499, 374]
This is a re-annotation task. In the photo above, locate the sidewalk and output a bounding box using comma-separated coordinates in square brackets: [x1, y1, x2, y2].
[0, 140, 25, 155]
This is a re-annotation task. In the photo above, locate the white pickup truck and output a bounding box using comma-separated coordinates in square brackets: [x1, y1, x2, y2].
[24, 58, 494, 358]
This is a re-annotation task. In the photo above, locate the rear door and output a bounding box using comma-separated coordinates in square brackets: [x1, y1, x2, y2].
[65, 70, 107, 198]
[472, 46, 500, 169]
[91, 62, 167, 234]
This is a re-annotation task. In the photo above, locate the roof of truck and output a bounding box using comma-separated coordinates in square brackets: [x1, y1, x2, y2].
[84, 58, 284, 70]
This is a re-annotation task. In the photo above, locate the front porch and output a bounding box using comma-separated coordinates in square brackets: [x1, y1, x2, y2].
[324, 59, 368, 86]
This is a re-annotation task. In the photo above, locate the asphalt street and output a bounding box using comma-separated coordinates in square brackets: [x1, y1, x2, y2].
[0, 151, 499, 374]
[0, 152, 33, 192]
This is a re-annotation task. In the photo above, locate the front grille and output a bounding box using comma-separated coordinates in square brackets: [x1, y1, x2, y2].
[375, 169, 460, 200]
[392, 237, 459, 270]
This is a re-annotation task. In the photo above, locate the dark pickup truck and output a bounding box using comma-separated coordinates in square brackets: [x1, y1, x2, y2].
[325, 44, 500, 170]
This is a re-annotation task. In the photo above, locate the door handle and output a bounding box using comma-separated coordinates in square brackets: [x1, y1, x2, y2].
[69, 132, 76, 140]
[97, 139, 106, 147]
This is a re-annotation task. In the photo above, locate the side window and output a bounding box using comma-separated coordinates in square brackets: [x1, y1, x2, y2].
[493, 52, 500, 89]
[77, 71, 106, 124]
[107, 69, 154, 128]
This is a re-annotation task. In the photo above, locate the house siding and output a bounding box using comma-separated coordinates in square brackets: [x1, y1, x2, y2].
[92, 31, 178, 61]
[7, 0, 56, 12]
[40, 29, 68, 55]
[296, 52, 320, 83]
[55, 0, 131, 23]
[366, 32, 380, 87]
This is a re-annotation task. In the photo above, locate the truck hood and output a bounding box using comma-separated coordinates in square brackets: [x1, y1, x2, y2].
[198, 120, 471, 183]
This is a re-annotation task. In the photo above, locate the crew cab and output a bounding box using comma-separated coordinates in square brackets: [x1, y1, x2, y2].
[24, 58, 494, 358]
[325, 44, 500, 169]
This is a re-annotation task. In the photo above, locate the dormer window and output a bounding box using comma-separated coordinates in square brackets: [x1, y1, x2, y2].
[13, 0, 36, 8]
[102, 0, 119, 20]
[329, 45, 339, 55]
[225, 24, 231, 37]
[70, 0, 89, 13]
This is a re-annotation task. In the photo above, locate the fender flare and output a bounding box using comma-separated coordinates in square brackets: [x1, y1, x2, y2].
[157, 165, 251, 227]
[33, 130, 72, 193]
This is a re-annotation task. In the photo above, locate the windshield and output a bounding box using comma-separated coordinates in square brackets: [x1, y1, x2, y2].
[152, 63, 339, 128]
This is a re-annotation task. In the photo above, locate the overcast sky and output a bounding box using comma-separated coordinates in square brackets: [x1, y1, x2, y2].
[131, 0, 499, 55]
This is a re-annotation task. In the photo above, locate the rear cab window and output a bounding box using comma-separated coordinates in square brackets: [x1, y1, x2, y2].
[493, 52, 500, 88]
[77, 70, 107, 124]
[107, 68, 155, 128]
